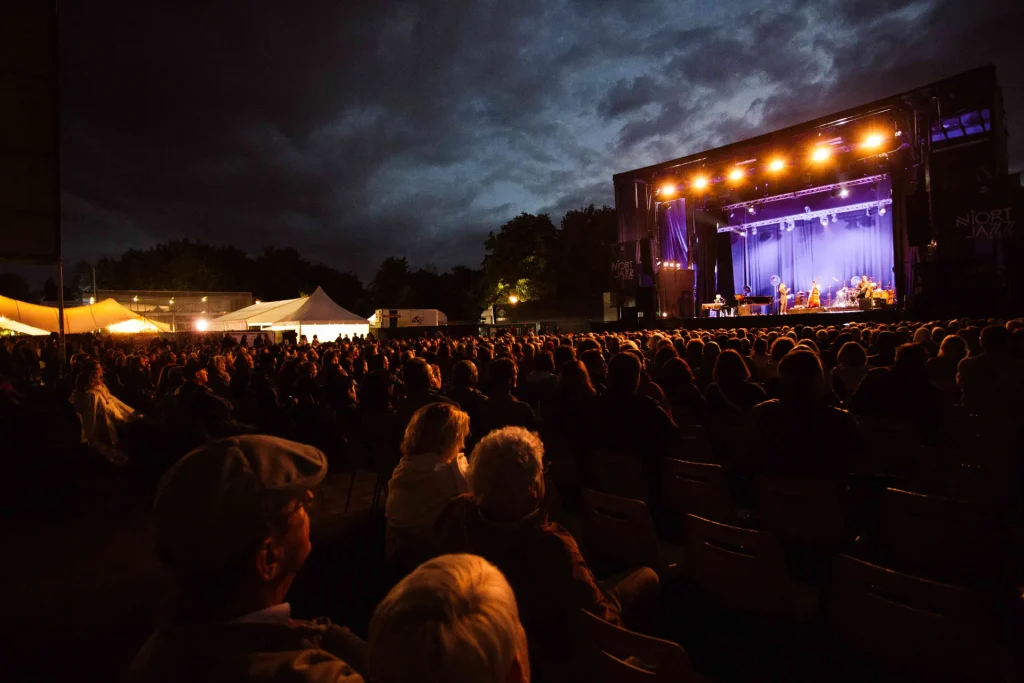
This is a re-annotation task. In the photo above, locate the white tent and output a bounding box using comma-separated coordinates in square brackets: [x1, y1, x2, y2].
[0, 295, 170, 335]
[208, 287, 369, 339]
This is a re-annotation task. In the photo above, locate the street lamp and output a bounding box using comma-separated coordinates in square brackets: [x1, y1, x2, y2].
[508, 294, 519, 304]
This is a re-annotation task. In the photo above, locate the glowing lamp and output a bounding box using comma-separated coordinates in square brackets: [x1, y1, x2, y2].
[661, 312, 668, 318]
[811, 147, 831, 163]
[768, 158, 785, 172]
[508, 294, 519, 304]
[839, 188, 850, 198]
[728, 168, 744, 183]
[659, 183, 677, 198]
[132, 295, 139, 302]
[88, 296, 95, 304]
[195, 319, 209, 332]
[862, 133, 885, 149]
[692, 176, 708, 191]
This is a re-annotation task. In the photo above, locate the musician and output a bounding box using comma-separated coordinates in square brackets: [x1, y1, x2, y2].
[856, 276, 870, 299]
[808, 280, 821, 308]
[741, 285, 752, 298]
[778, 282, 790, 314]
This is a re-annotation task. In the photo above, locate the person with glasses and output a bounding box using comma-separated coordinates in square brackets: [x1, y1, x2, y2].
[129, 435, 366, 683]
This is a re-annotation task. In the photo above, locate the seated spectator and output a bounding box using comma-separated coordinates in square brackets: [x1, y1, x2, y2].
[747, 337, 771, 382]
[831, 341, 869, 404]
[521, 350, 557, 410]
[69, 359, 139, 465]
[658, 357, 706, 425]
[385, 403, 471, 563]
[706, 349, 766, 414]
[693, 341, 720, 393]
[479, 358, 535, 434]
[395, 357, 459, 436]
[743, 350, 862, 481]
[129, 436, 365, 682]
[173, 359, 235, 437]
[206, 356, 232, 399]
[580, 348, 608, 394]
[762, 337, 797, 398]
[868, 331, 898, 367]
[851, 343, 943, 443]
[957, 324, 1024, 421]
[435, 427, 657, 679]
[447, 360, 488, 443]
[368, 554, 529, 683]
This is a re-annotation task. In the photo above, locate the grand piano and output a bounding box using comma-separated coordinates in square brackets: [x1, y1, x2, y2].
[734, 294, 773, 316]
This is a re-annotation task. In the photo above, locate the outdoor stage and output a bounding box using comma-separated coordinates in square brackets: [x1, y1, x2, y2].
[593, 307, 905, 332]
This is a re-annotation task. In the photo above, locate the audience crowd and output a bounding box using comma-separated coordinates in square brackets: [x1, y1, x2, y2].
[2, 315, 1023, 682]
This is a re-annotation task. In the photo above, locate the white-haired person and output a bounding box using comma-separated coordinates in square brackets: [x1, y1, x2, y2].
[369, 554, 530, 683]
[385, 402, 471, 566]
[434, 427, 659, 680]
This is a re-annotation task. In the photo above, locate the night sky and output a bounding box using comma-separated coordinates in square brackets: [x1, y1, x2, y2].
[58, 0, 1023, 281]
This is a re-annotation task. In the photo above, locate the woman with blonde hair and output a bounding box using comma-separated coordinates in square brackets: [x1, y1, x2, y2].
[69, 359, 139, 465]
[385, 402, 472, 563]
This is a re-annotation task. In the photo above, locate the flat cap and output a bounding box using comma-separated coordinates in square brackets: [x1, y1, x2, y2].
[154, 435, 328, 576]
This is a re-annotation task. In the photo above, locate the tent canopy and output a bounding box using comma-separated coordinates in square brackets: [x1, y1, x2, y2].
[209, 287, 366, 331]
[0, 296, 170, 335]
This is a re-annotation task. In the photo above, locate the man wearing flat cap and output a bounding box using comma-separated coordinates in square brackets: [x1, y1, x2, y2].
[129, 435, 366, 682]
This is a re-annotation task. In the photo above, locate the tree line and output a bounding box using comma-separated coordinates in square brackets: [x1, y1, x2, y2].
[0, 205, 618, 322]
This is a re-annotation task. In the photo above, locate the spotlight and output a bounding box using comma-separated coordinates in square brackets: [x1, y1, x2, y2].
[879, 206, 887, 215]
[862, 133, 885, 150]
[661, 312, 668, 318]
[659, 183, 677, 198]
[786, 222, 795, 232]
[804, 206, 811, 213]
[728, 168, 744, 183]
[132, 295, 139, 302]
[195, 319, 209, 332]
[748, 206, 756, 215]
[768, 158, 785, 173]
[729, 212, 735, 218]
[692, 176, 709, 191]
[831, 213, 837, 223]
[752, 227, 757, 236]
[839, 187, 850, 198]
[865, 208, 871, 217]
[740, 231, 747, 238]
[895, 130, 902, 137]
[811, 146, 831, 163]
[819, 216, 829, 227]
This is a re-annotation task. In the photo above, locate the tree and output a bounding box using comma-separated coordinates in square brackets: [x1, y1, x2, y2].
[370, 256, 414, 308]
[0, 273, 31, 301]
[479, 212, 556, 306]
[546, 205, 618, 301]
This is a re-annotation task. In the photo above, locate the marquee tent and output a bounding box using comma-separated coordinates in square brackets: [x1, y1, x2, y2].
[207, 287, 369, 339]
[0, 296, 170, 335]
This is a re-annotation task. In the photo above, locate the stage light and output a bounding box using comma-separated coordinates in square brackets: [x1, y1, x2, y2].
[879, 206, 887, 215]
[751, 227, 757, 236]
[661, 312, 668, 318]
[862, 133, 885, 149]
[768, 158, 785, 172]
[811, 147, 831, 163]
[692, 176, 708, 191]
[195, 319, 209, 332]
[819, 216, 829, 227]
[740, 231, 747, 238]
[831, 213, 837, 223]
[786, 222, 795, 232]
[895, 130, 903, 137]
[659, 183, 677, 198]
[748, 206, 756, 215]
[728, 168, 744, 183]
[865, 208, 871, 217]
[839, 187, 850, 198]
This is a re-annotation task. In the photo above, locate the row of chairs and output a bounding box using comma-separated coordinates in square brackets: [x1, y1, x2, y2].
[577, 488, 1012, 680]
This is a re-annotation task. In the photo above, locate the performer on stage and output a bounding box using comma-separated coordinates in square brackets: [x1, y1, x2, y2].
[778, 282, 789, 314]
[808, 280, 821, 308]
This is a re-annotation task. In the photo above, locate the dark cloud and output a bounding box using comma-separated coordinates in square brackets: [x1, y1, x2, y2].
[58, 0, 1024, 281]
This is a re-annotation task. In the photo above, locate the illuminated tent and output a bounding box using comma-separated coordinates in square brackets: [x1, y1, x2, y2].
[208, 287, 369, 339]
[0, 296, 170, 335]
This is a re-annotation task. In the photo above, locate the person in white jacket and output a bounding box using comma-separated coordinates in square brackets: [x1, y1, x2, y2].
[69, 359, 138, 465]
[385, 402, 470, 564]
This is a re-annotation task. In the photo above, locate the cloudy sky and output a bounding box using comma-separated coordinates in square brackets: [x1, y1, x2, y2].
[58, 0, 1022, 281]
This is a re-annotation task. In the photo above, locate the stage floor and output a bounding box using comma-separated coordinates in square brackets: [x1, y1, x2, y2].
[594, 307, 904, 332]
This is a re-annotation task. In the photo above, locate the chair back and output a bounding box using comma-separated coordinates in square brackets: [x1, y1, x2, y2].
[828, 554, 1003, 679]
[684, 514, 817, 619]
[576, 609, 696, 683]
[581, 489, 661, 573]
[754, 477, 846, 546]
[661, 459, 733, 522]
[591, 450, 648, 500]
[672, 424, 714, 463]
[880, 488, 1005, 586]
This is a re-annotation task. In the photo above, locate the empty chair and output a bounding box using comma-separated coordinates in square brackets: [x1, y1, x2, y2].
[591, 450, 649, 501]
[754, 477, 846, 546]
[880, 488, 1008, 587]
[672, 424, 715, 463]
[683, 514, 818, 621]
[828, 554, 1007, 680]
[576, 609, 697, 683]
[661, 459, 734, 523]
[581, 489, 681, 579]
